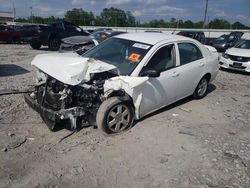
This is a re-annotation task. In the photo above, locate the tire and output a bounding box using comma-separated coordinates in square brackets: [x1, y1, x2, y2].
[30, 41, 41, 49]
[11, 37, 20, 44]
[193, 77, 209, 99]
[48, 37, 61, 51]
[96, 97, 134, 135]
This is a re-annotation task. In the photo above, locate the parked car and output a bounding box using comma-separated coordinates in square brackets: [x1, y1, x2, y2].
[0, 24, 21, 43]
[60, 31, 125, 55]
[212, 31, 244, 52]
[145, 30, 163, 33]
[177, 31, 206, 44]
[24, 33, 219, 134]
[18, 24, 41, 42]
[220, 39, 250, 72]
[29, 21, 89, 51]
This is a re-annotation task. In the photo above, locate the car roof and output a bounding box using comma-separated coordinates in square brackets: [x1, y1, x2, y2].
[115, 32, 187, 45]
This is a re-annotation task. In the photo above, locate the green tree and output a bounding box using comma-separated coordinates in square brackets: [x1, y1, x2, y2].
[182, 20, 194, 28]
[208, 18, 230, 29]
[100, 7, 136, 27]
[232, 21, 249, 29]
[64, 8, 95, 25]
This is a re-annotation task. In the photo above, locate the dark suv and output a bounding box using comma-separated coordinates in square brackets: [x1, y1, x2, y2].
[177, 31, 206, 44]
[29, 21, 89, 51]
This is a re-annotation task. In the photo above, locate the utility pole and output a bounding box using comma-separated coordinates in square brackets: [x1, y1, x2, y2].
[12, 2, 16, 21]
[29, 6, 33, 23]
[203, 0, 208, 28]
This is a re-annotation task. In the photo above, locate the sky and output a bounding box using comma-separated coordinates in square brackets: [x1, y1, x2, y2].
[0, 0, 250, 26]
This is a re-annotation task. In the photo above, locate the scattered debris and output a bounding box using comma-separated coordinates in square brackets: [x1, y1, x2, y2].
[179, 107, 192, 113]
[172, 113, 179, 117]
[58, 131, 76, 143]
[159, 156, 169, 164]
[212, 158, 218, 162]
[178, 130, 195, 136]
[7, 132, 15, 137]
[1, 148, 8, 152]
[70, 166, 83, 176]
[231, 97, 237, 101]
[228, 131, 236, 135]
[0, 88, 34, 96]
[223, 150, 240, 159]
[27, 137, 35, 141]
[181, 146, 188, 151]
[7, 136, 26, 149]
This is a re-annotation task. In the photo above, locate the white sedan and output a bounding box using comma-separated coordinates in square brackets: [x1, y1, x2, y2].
[25, 33, 219, 134]
[220, 39, 250, 72]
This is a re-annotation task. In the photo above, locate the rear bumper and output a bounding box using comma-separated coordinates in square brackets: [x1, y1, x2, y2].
[24, 93, 86, 123]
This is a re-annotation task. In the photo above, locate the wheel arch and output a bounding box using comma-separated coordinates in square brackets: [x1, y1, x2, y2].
[202, 72, 211, 82]
[106, 89, 135, 109]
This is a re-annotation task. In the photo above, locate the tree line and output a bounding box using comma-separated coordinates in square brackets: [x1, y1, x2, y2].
[15, 7, 250, 29]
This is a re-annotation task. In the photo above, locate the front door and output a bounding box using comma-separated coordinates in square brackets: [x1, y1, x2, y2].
[139, 44, 180, 118]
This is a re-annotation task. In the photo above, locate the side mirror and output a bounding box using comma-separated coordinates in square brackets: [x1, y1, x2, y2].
[141, 69, 160, 77]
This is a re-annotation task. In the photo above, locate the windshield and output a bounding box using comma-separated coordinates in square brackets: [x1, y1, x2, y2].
[215, 35, 228, 42]
[234, 40, 250, 49]
[83, 37, 152, 75]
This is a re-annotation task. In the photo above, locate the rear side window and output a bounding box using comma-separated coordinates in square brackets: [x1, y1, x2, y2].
[178, 43, 203, 65]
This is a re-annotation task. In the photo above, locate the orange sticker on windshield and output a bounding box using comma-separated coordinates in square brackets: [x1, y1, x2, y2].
[128, 53, 141, 62]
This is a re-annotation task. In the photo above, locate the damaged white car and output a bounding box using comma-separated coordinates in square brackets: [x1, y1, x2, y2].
[25, 33, 219, 134]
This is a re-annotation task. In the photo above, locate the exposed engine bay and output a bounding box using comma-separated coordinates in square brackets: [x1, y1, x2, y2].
[27, 70, 117, 130]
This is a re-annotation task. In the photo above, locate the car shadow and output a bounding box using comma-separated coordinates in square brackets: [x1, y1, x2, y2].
[134, 83, 217, 126]
[0, 64, 29, 76]
[52, 83, 217, 133]
[220, 67, 250, 76]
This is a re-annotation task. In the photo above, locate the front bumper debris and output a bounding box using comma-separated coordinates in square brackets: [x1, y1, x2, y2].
[24, 93, 86, 130]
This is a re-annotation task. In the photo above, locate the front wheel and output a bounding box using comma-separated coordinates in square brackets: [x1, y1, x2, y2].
[49, 37, 61, 51]
[193, 77, 208, 99]
[30, 41, 41, 49]
[96, 97, 134, 135]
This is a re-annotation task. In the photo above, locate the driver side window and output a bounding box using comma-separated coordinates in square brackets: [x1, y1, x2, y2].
[144, 44, 176, 73]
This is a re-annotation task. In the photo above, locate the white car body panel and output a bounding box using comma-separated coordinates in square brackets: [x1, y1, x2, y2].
[31, 52, 119, 86]
[220, 47, 250, 72]
[31, 33, 220, 120]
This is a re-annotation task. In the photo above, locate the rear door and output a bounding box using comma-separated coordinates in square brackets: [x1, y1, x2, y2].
[175, 42, 205, 99]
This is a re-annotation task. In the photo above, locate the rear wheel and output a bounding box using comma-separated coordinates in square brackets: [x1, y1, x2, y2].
[30, 41, 41, 49]
[49, 37, 61, 51]
[97, 97, 134, 135]
[193, 77, 208, 99]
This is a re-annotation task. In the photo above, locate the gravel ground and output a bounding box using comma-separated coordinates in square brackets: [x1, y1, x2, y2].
[0, 44, 249, 188]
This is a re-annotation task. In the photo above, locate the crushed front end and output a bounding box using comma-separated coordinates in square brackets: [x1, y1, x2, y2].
[24, 70, 110, 131]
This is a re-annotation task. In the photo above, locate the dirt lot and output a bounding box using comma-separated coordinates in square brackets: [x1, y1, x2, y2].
[0, 44, 249, 188]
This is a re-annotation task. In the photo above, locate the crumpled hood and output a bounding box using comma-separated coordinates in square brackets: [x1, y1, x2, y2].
[31, 52, 119, 86]
[226, 48, 250, 58]
[62, 36, 93, 45]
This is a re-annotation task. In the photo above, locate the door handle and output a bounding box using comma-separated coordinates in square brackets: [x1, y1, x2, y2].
[199, 62, 205, 67]
[172, 72, 180, 77]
